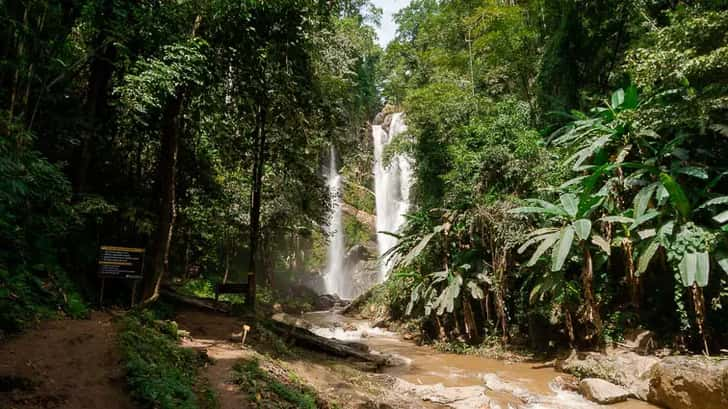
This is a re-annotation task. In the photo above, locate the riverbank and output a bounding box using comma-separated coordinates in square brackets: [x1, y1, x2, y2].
[305, 310, 659, 409]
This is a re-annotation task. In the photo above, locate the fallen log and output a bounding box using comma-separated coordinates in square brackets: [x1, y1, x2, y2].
[159, 287, 232, 313]
[265, 314, 391, 367]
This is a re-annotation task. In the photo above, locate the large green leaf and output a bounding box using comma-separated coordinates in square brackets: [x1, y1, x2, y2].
[518, 228, 560, 254]
[678, 253, 695, 286]
[401, 231, 436, 267]
[527, 232, 560, 266]
[713, 210, 728, 224]
[560, 194, 579, 218]
[611, 88, 625, 108]
[510, 205, 567, 217]
[631, 210, 660, 230]
[528, 198, 571, 216]
[659, 173, 691, 218]
[600, 215, 634, 224]
[717, 252, 728, 274]
[591, 235, 611, 255]
[573, 219, 592, 241]
[551, 226, 575, 271]
[678, 253, 709, 287]
[435, 276, 462, 315]
[697, 196, 728, 210]
[675, 167, 709, 180]
[633, 182, 658, 219]
[623, 85, 638, 109]
[695, 252, 710, 287]
[637, 239, 661, 274]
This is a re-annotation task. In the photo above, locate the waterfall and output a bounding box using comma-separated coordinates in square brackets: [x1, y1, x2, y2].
[373, 113, 413, 281]
[323, 146, 348, 298]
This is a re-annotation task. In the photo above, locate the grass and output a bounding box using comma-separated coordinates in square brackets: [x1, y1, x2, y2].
[177, 277, 246, 304]
[231, 358, 322, 409]
[118, 308, 218, 409]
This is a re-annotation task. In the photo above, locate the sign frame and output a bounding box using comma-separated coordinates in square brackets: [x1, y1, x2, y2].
[97, 245, 146, 307]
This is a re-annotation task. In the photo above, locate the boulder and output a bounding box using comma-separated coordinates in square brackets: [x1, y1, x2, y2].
[314, 294, 342, 310]
[482, 373, 536, 404]
[558, 351, 659, 399]
[647, 356, 728, 409]
[579, 378, 630, 404]
[395, 380, 493, 409]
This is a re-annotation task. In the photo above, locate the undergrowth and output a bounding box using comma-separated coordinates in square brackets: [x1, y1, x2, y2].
[119, 308, 218, 409]
[0, 265, 89, 335]
[177, 278, 315, 314]
[232, 358, 323, 409]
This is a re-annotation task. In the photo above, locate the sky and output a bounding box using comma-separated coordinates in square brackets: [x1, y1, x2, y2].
[372, 0, 411, 47]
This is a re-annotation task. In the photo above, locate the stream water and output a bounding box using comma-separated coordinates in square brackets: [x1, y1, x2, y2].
[304, 311, 657, 409]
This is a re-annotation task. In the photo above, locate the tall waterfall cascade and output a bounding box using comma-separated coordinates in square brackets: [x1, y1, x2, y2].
[323, 146, 349, 298]
[373, 113, 413, 281]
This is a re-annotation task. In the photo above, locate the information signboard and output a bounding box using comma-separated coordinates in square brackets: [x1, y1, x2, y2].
[98, 246, 145, 279]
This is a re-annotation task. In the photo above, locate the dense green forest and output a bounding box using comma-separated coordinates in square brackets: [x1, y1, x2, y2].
[2, 0, 728, 360]
[1, 0, 381, 328]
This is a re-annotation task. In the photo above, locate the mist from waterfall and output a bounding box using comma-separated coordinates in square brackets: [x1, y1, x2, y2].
[323, 146, 349, 298]
[373, 113, 413, 282]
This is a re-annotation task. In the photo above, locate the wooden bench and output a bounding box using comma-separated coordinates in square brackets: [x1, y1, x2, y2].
[214, 282, 249, 301]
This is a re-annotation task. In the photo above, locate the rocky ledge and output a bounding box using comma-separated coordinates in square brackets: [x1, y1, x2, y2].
[559, 351, 728, 408]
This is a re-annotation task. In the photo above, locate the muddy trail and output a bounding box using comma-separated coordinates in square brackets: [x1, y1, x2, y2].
[0, 311, 135, 409]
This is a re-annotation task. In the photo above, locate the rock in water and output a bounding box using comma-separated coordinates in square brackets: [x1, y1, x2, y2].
[395, 379, 492, 409]
[579, 378, 630, 404]
[550, 375, 580, 393]
[558, 351, 659, 399]
[647, 356, 728, 409]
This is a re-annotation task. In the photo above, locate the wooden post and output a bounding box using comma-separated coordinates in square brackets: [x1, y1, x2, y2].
[131, 280, 138, 307]
[99, 277, 106, 306]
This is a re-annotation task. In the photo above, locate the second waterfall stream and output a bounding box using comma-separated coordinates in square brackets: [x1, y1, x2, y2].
[372, 112, 413, 281]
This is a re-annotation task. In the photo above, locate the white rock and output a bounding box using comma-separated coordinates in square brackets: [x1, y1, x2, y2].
[579, 378, 629, 404]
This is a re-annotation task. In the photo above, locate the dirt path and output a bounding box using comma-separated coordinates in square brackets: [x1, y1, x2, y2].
[0, 311, 136, 409]
[175, 309, 252, 409]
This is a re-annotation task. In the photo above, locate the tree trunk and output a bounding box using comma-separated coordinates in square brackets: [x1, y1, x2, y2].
[690, 284, 709, 355]
[581, 246, 603, 342]
[247, 104, 268, 309]
[223, 242, 230, 284]
[144, 95, 183, 300]
[624, 240, 640, 309]
[564, 306, 576, 347]
[492, 244, 509, 343]
[463, 297, 479, 341]
[143, 14, 201, 301]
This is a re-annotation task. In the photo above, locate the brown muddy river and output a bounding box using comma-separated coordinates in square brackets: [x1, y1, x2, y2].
[304, 311, 657, 409]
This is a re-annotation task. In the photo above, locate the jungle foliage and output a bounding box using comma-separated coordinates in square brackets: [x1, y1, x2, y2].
[379, 0, 728, 353]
